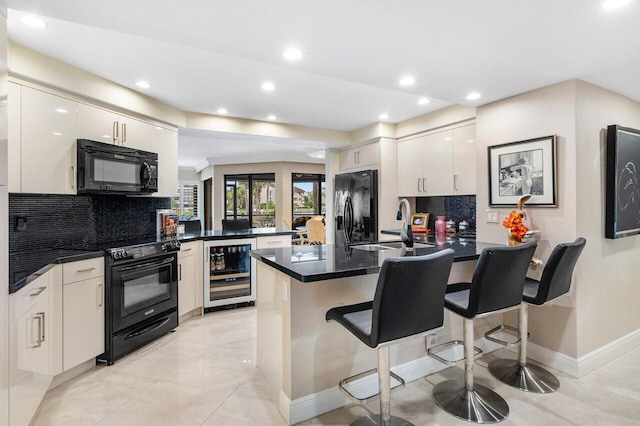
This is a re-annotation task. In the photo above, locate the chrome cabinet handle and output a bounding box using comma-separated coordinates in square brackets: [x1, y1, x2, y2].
[29, 286, 46, 297]
[179, 264, 182, 281]
[417, 178, 421, 192]
[71, 166, 75, 189]
[31, 312, 45, 347]
[423, 178, 427, 193]
[77, 267, 96, 273]
[97, 283, 103, 307]
[113, 121, 119, 144]
[454, 174, 459, 191]
[182, 248, 192, 252]
[122, 123, 127, 144]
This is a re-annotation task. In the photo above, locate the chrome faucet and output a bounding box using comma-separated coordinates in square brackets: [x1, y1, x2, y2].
[396, 198, 414, 250]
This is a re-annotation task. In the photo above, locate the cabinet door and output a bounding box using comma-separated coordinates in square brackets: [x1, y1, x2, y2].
[339, 143, 378, 171]
[422, 130, 454, 196]
[16, 290, 50, 375]
[397, 138, 423, 197]
[77, 103, 118, 145]
[21, 87, 77, 194]
[120, 116, 153, 151]
[178, 254, 196, 316]
[452, 124, 476, 195]
[7, 82, 21, 192]
[152, 127, 178, 197]
[63, 277, 104, 371]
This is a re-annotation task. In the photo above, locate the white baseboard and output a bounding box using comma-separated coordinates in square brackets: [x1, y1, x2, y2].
[511, 328, 640, 378]
[283, 337, 501, 425]
[49, 359, 96, 390]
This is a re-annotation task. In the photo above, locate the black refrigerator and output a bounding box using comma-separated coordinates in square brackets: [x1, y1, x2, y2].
[334, 169, 378, 246]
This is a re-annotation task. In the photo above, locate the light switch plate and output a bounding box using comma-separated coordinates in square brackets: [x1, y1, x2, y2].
[486, 210, 499, 223]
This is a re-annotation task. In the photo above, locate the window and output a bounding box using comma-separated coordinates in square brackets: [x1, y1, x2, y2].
[171, 182, 199, 219]
[291, 173, 326, 223]
[225, 173, 276, 227]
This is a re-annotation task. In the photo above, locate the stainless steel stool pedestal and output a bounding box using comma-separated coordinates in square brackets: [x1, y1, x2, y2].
[432, 318, 509, 424]
[488, 303, 560, 393]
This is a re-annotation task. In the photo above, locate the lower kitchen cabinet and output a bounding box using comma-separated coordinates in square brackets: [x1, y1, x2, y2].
[9, 269, 58, 426]
[63, 276, 104, 371]
[178, 241, 203, 317]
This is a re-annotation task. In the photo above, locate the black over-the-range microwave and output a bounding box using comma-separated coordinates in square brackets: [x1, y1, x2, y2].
[77, 139, 158, 194]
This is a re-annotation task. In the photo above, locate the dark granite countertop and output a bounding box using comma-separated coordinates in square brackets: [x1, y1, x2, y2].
[9, 228, 297, 294]
[250, 237, 491, 283]
[9, 249, 106, 294]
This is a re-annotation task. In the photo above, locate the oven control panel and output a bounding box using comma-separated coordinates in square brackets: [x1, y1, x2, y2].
[108, 240, 181, 260]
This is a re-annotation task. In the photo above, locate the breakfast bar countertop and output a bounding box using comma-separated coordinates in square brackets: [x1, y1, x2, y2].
[250, 236, 489, 283]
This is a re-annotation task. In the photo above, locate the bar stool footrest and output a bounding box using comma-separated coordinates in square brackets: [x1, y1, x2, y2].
[484, 324, 527, 348]
[426, 340, 482, 366]
[338, 368, 405, 405]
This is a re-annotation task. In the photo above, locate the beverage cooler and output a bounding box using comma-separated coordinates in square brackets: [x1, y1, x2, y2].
[203, 238, 256, 308]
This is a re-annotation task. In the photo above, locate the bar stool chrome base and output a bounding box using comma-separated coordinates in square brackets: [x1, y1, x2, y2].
[351, 414, 414, 426]
[488, 359, 560, 393]
[432, 379, 509, 424]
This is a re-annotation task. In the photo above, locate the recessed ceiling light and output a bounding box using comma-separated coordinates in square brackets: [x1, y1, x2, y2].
[217, 108, 228, 114]
[267, 115, 277, 120]
[379, 113, 389, 120]
[466, 92, 481, 100]
[55, 108, 68, 114]
[602, 0, 632, 9]
[418, 98, 430, 105]
[52, 132, 62, 136]
[399, 76, 415, 86]
[262, 82, 275, 91]
[283, 47, 303, 61]
[21, 15, 46, 29]
[135, 81, 151, 89]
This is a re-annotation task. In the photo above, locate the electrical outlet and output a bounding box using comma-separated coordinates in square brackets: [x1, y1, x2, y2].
[486, 210, 499, 223]
[14, 215, 27, 231]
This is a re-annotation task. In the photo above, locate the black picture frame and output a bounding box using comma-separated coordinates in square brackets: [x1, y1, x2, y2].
[488, 135, 557, 207]
[605, 125, 640, 239]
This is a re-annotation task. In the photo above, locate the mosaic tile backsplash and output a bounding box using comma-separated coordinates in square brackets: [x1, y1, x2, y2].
[9, 193, 171, 253]
[415, 195, 476, 232]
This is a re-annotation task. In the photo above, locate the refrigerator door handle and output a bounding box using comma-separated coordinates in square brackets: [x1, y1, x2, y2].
[344, 197, 353, 244]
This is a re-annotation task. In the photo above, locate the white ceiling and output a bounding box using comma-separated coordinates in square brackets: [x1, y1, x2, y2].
[6, 0, 640, 168]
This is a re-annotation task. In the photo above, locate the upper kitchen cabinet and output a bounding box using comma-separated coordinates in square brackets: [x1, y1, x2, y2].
[152, 126, 178, 197]
[339, 142, 378, 172]
[7, 82, 20, 192]
[397, 123, 476, 197]
[452, 124, 476, 195]
[77, 103, 153, 152]
[20, 86, 78, 195]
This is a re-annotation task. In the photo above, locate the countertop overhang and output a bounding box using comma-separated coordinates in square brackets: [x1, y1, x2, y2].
[251, 236, 489, 283]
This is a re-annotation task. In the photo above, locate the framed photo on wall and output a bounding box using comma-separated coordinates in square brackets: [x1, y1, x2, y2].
[488, 135, 557, 207]
[606, 125, 640, 239]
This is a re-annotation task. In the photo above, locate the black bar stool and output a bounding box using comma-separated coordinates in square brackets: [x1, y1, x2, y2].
[427, 242, 536, 424]
[326, 250, 455, 426]
[487, 238, 586, 393]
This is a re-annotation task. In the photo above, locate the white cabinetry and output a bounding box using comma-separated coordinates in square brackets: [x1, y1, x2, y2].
[152, 126, 179, 197]
[397, 123, 476, 197]
[7, 82, 21, 192]
[256, 235, 292, 249]
[339, 142, 378, 171]
[62, 258, 105, 371]
[77, 103, 153, 151]
[9, 268, 59, 426]
[178, 241, 203, 317]
[20, 87, 77, 194]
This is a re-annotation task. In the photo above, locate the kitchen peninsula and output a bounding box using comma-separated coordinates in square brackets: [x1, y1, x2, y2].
[250, 239, 494, 424]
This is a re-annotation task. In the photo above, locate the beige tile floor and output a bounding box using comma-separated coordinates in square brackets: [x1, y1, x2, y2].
[33, 306, 640, 425]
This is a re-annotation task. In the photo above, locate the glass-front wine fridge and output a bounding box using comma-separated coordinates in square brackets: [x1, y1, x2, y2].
[203, 238, 256, 308]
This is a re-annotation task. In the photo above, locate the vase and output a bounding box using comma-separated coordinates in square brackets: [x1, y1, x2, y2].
[507, 232, 522, 246]
[435, 216, 446, 237]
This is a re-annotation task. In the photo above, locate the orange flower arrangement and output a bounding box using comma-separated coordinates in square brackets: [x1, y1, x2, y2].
[502, 210, 529, 241]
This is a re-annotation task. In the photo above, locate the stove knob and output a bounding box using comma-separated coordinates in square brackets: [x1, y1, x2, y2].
[113, 251, 121, 260]
[161, 244, 167, 251]
[123, 250, 129, 258]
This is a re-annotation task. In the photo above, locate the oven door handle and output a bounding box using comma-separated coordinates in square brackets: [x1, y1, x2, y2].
[118, 256, 175, 272]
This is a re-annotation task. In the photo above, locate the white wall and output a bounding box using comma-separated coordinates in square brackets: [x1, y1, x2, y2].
[477, 79, 640, 360]
[574, 80, 640, 356]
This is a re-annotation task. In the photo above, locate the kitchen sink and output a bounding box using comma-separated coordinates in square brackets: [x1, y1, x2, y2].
[349, 241, 435, 251]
